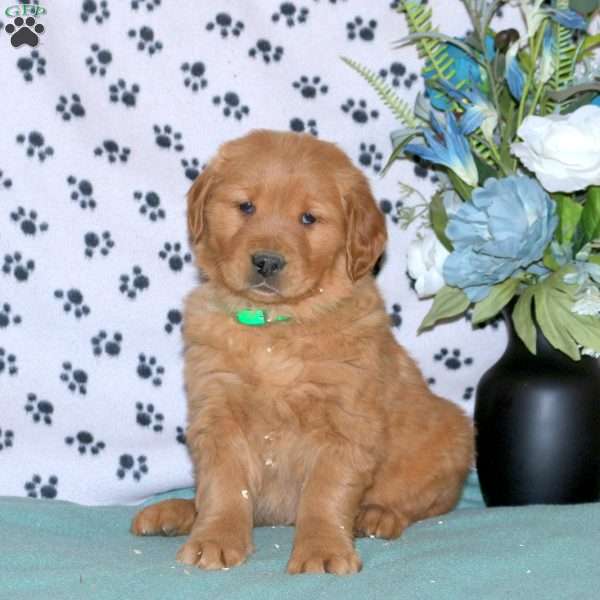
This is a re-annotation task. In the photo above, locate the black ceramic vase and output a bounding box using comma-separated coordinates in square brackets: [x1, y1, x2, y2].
[474, 306, 600, 507]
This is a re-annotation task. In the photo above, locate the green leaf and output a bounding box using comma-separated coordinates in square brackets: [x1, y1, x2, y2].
[471, 278, 520, 325]
[534, 283, 581, 360]
[543, 246, 561, 271]
[569, 0, 600, 17]
[550, 288, 600, 352]
[447, 171, 473, 201]
[429, 191, 453, 252]
[382, 128, 423, 175]
[512, 287, 536, 354]
[419, 286, 470, 332]
[580, 33, 600, 53]
[581, 186, 600, 242]
[554, 194, 583, 244]
[546, 82, 600, 103]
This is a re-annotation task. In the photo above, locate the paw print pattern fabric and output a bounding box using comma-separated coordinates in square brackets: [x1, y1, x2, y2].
[0, 1, 521, 505]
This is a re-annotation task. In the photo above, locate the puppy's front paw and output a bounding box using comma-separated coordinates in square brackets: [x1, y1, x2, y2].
[287, 543, 362, 575]
[176, 536, 253, 570]
[131, 499, 196, 537]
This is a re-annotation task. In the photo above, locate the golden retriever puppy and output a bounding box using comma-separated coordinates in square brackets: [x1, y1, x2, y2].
[131, 130, 473, 575]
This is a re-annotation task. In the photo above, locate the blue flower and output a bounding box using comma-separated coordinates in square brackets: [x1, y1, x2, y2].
[404, 112, 479, 187]
[505, 41, 526, 101]
[423, 36, 494, 111]
[438, 81, 498, 141]
[547, 8, 588, 31]
[443, 175, 558, 301]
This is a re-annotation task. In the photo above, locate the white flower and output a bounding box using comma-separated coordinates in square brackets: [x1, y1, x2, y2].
[571, 287, 600, 316]
[407, 231, 449, 299]
[511, 105, 600, 193]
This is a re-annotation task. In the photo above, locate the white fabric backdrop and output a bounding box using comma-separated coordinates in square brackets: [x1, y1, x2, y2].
[0, 0, 518, 505]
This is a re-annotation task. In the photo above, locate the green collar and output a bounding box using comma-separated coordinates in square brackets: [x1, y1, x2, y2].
[235, 309, 291, 327]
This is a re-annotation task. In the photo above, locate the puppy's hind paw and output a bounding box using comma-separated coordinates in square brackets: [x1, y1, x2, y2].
[130, 499, 196, 537]
[354, 504, 408, 540]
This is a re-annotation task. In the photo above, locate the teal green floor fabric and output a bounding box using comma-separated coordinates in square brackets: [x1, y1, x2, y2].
[1, 474, 599, 600]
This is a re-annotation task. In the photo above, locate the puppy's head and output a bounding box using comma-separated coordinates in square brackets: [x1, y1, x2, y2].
[187, 130, 386, 305]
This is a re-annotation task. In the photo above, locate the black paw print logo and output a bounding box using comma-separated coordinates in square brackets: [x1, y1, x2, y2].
[378, 62, 408, 88]
[56, 93, 85, 121]
[67, 175, 96, 209]
[463, 386, 475, 401]
[249, 39, 283, 64]
[136, 402, 164, 432]
[341, 99, 379, 124]
[346, 16, 377, 41]
[10, 207, 48, 236]
[94, 140, 131, 163]
[109, 79, 140, 107]
[0, 428, 14, 451]
[0, 169, 12, 190]
[131, 0, 161, 11]
[25, 475, 58, 499]
[25, 393, 53, 425]
[65, 431, 106, 455]
[164, 308, 182, 334]
[206, 13, 244, 37]
[84, 231, 114, 258]
[290, 117, 318, 136]
[0, 303, 22, 328]
[60, 362, 88, 394]
[181, 157, 202, 181]
[379, 198, 404, 225]
[434, 348, 474, 371]
[159, 242, 192, 272]
[86, 44, 112, 76]
[119, 266, 150, 299]
[212, 92, 250, 120]
[153, 124, 184, 152]
[358, 143, 383, 173]
[292, 75, 328, 99]
[176, 426, 186, 445]
[16, 131, 53, 161]
[81, 0, 110, 24]
[389, 303, 402, 328]
[117, 454, 148, 481]
[5, 15, 44, 47]
[137, 353, 165, 386]
[181, 61, 207, 91]
[128, 25, 163, 55]
[0, 348, 18, 376]
[91, 330, 123, 357]
[17, 50, 46, 82]
[54, 288, 90, 318]
[410, 155, 437, 182]
[2, 252, 35, 282]
[134, 190, 165, 221]
[272, 2, 309, 26]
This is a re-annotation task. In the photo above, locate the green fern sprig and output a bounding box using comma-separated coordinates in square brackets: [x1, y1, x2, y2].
[399, 0, 460, 89]
[341, 57, 418, 128]
[546, 0, 578, 113]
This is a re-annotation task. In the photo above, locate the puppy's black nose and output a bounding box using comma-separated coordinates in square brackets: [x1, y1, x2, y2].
[251, 252, 286, 278]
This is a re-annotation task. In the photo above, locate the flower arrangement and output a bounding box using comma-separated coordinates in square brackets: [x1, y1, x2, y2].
[344, 0, 600, 360]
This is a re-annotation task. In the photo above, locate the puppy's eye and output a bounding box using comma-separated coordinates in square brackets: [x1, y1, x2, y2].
[300, 212, 316, 225]
[239, 201, 255, 215]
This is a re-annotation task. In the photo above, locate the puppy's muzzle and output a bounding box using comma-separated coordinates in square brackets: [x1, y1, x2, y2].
[251, 252, 286, 279]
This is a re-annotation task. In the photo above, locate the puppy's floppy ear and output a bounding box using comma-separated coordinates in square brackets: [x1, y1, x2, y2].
[187, 167, 213, 245]
[343, 172, 387, 281]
